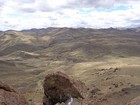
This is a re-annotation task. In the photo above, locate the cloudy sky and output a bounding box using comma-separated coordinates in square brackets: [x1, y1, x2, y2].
[0, 0, 140, 30]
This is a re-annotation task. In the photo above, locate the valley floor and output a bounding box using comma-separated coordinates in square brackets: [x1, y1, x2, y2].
[0, 55, 140, 105]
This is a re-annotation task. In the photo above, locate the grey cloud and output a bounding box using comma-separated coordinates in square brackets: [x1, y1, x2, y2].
[1, 0, 139, 13]
[0, 0, 140, 30]
[64, 0, 115, 8]
[15, 0, 35, 4]
[20, 8, 36, 13]
[33, 0, 139, 12]
[65, 0, 138, 9]
[128, 22, 140, 28]
[131, 19, 140, 23]
[0, 0, 5, 7]
[129, 19, 140, 27]
[0, 21, 18, 31]
[0, 0, 5, 13]
[13, 0, 36, 13]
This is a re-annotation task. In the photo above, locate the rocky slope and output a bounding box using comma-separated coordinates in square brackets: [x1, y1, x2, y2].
[0, 81, 29, 105]
[0, 28, 140, 105]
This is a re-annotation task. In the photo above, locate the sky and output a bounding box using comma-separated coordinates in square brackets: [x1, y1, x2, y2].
[0, 0, 140, 30]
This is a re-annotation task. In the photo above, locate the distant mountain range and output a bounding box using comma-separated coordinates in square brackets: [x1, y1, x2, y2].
[0, 27, 140, 61]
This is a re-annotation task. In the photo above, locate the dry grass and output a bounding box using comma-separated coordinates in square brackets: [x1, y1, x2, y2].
[0, 28, 140, 104]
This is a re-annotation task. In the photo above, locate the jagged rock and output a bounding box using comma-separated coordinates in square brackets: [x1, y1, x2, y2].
[0, 81, 29, 105]
[43, 72, 88, 105]
[126, 96, 140, 105]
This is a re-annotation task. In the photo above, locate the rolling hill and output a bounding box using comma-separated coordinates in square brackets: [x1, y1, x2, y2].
[0, 28, 140, 105]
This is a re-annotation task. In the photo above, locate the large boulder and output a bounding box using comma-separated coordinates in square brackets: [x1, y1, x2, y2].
[43, 72, 88, 105]
[0, 81, 29, 105]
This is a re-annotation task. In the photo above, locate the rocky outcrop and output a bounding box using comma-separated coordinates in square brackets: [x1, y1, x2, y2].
[126, 96, 140, 105]
[43, 72, 88, 105]
[0, 81, 29, 105]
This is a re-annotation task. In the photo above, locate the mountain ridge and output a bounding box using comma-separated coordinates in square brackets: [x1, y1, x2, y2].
[0, 27, 140, 58]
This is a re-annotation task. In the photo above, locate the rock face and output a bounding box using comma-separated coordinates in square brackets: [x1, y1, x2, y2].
[126, 96, 140, 105]
[43, 72, 88, 105]
[0, 81, 29, 105]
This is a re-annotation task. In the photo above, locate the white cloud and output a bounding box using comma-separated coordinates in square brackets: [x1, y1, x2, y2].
[0, 0, 140, 30]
